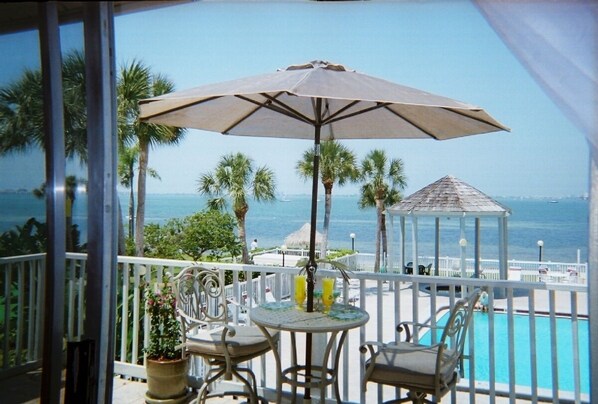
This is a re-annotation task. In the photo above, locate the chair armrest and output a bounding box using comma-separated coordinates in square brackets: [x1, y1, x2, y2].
[395, 321, 433, 341]
[359, 340, 386, 357]
[226, 297, 249, 313]
[218, 323, 238, 339]
[396, 319, 448, 342]
[178, 310, 210, 332]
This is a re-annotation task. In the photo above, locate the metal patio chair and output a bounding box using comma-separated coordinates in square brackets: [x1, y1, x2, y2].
[360, 289, 481, 403]
[173, 266, 278, 403]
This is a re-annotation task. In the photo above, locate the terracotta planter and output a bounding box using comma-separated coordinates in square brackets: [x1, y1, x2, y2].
[145, 357, 190, 403]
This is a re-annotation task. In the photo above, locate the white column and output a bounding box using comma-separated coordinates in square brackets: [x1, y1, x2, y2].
[460, 216, 467, 279]
[411, 216, 419, 273]
[400, 216, 406, 271]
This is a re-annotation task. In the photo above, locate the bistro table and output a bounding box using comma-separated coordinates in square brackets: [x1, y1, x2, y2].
[250, 302, 369, 403]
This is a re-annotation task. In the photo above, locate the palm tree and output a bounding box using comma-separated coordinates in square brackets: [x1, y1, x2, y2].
[33, 175, 86, 252]
[117, 60, 185, 256]
[1, 53, 178, 257]
[198, 152, 276, 263]
[117, 143, 161, 239]
[296, 140, 360, 258]
[0, 50, 87, 160]
[359, 150, 407, 272]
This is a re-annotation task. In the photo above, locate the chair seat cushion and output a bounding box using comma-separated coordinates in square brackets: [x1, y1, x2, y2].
[365, 342, 457, 391]
[186, 326, 278, 359]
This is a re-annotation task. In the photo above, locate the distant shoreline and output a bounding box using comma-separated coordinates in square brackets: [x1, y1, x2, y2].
[1, 192, 589, 263]
[0, 189, 589, 200]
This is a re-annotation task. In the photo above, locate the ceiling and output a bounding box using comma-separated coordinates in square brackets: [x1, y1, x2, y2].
[0, 1, 194, 35]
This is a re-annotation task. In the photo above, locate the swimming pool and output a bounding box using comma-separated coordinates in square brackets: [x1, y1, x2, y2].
[422, 312, 589, 394]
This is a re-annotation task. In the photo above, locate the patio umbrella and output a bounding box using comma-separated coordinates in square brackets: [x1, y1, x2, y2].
[284, 223, 323, 249]
[139, 60, 509, 398]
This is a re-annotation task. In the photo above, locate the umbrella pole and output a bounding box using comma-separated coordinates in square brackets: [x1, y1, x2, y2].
[304, 109, 322, 401]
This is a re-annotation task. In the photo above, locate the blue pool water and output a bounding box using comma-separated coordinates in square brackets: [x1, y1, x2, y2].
[422, 312, 589, 394]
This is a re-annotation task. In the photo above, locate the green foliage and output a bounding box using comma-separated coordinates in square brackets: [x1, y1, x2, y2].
[144, 275, 181, 360]
[0, 216, 85, 256]
[325, 249, 354, 260]
[114, 264, 147, 364]
[178, 210, 241, 261]
[296, 255, 352, 283]
[0, 218, 46, 257]
[143, 223, 184, 260]
[141, 210, 241, 261]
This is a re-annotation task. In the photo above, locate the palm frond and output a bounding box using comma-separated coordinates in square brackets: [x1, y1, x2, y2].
[296, 257, 353, 283]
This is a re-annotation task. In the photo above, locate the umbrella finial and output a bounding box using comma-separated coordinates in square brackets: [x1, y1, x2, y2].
[285, 60, 349, 72]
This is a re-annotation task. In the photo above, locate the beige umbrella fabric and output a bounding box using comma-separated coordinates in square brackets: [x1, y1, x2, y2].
[140, 61, 509, 141]
[284, 223, 323, 249]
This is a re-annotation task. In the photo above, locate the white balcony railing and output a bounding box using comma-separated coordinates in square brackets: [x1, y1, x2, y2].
[0, 253, 589, 403]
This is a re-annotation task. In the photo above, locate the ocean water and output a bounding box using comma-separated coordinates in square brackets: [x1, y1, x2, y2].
[0, 192, 589, 263]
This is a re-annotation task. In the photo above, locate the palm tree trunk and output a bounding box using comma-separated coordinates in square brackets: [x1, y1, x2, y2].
[381, 211, 388, 271]
[65, 197, 73, 252]
[128, 164, 135, 239]
[236, 212, 249, 263]
[321, 187, 333, 259]
[374, 198, 383, 272]
[117, 198, 126, 255]
[135, 141, 149, 257]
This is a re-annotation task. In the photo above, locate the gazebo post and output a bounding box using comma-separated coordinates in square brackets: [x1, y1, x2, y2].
[497, 215, 509, 299]
[434, 217, 440, 277]
[388, 214, 395, 291]
[400, 216, 406, 274]
[475, 218, 481, 278]
[460, 216, 467, 279]
[411, 216, 419, 276]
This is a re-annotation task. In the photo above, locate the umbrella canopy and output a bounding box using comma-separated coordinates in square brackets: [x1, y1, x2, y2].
[140, 61, 509, 399]
[140, 60, 509, 141]
[284, 223, 323, 249]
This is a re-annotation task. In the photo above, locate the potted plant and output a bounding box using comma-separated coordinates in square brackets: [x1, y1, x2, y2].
[144, 275, 190, 403]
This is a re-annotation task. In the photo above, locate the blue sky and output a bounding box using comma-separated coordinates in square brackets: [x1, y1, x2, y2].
[0, 1, 590, 198]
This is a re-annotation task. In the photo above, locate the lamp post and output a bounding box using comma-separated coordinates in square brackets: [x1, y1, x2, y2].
[350, 233, 356, 252]
[537, 240, 544, 262]
[281, 244, 287, 267]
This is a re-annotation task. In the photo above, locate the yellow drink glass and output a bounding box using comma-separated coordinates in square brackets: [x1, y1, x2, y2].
[294, 275, 306, 310]
[322, 277, 335, 313]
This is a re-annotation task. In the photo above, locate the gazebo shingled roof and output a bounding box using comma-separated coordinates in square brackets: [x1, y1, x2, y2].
[388, 175, 510, 216]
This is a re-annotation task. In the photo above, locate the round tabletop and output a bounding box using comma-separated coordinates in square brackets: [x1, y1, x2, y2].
[250, 302, 369, 333]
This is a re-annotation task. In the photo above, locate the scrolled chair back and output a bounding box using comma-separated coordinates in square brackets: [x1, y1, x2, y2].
[173, 266, 228, 329]
[437, 289, 482, 379]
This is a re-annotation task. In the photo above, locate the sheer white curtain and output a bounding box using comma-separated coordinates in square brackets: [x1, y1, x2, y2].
[473, 1, 597, 401]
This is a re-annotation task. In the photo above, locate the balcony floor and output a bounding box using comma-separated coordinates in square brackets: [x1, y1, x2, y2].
[1, 370, 514, 403]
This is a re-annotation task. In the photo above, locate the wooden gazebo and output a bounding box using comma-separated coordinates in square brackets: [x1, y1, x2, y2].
[387, 175, 511, 281]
